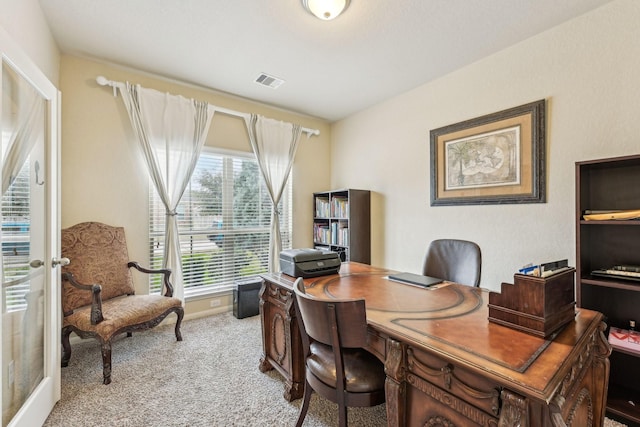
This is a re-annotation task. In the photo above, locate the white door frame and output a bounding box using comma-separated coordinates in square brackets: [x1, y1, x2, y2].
[0, 26, 61, 427]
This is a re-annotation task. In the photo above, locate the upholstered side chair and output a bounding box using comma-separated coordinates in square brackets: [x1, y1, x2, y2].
[60, 221, 184, 384]
[292, 277, 386, 427]
[422, 238, 482, 287]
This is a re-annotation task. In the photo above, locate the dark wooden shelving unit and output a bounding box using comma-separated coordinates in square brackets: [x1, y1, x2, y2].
[576, 154, 640, 426]
[312, 189, 370, 264]
[607, 370, 640, 424]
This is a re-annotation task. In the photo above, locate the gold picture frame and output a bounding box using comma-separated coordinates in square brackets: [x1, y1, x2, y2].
[430, 99, 546, 206]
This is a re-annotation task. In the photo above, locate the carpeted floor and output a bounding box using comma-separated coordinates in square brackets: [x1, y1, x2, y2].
[43, 312, 627, 427]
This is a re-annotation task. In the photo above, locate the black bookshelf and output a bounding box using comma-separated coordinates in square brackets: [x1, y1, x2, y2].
[313, 189, 370, 264]
[576, 155, 640, 426]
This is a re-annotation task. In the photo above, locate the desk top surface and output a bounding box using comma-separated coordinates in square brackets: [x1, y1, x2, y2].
[262, 262, 605, 401]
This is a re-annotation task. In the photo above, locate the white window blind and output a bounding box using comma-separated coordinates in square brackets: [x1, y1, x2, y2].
[2, 161, 31, 312]
[148, 149, 292, 295]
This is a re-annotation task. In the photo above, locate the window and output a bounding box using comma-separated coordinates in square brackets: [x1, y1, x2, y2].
[1, 161, 31, 312]
[148, 148, 292, 296]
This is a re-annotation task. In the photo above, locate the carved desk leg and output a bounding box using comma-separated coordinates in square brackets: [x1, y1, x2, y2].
[592, 321, 612, 427]
[259, 280, 304, 402]
[549, 320, 611, 427]
[499, 389, 529, 427]
[283, 293, 304, 402]
[385, 338, 407, 427]
[549, 394, 569, 427]
[258, 282, 273, 373]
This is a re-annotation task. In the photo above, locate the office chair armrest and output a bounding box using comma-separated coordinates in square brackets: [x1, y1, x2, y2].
[61, 272, 104, 324]
[127, 261, 175, 297]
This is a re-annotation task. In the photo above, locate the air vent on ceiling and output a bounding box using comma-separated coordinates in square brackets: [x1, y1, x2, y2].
[255, 73, 285, 89]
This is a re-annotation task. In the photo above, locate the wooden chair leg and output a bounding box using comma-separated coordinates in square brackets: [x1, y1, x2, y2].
[61, 328, 72, 367]
[295, 380, 313, 427]
[338, 403, 348, 427]
[175, 307, 184, 341]
[101, 341, 112, 385]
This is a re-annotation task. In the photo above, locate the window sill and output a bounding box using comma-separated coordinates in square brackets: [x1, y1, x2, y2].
[185, 286, 234, 302]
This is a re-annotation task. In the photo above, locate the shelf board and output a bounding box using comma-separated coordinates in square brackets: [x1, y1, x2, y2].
[313, 217, 349, 221]
[313, 242, 349, 248]
[580, 277, 640, 292]
[611, 345, 640, 358]
[580, 220, 640, 225]
[607, 383, 640, 425]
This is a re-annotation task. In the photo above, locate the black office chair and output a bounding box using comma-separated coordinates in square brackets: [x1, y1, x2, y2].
[422, 239, 482, 287]
[292, 278, 386, 427]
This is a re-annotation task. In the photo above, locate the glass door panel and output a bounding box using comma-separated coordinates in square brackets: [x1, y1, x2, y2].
[1, 32, 60, 427]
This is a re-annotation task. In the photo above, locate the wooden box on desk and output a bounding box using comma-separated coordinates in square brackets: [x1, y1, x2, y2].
[488, 268, 576, 338]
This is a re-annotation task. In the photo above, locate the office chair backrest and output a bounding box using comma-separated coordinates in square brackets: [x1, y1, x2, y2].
[293, 278, 369, 349]
[422, 239, 482, 287]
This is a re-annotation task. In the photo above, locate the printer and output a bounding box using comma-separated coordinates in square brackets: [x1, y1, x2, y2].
[279, 248, 341, 278]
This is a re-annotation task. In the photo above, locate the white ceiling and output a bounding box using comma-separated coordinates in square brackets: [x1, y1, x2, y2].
[39, 0, 613, 122]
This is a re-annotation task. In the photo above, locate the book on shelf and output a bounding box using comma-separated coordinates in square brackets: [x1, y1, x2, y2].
[605, 268, 640, 278]
[591, 266, 640, 282]
[583, 210, 623, 214]
[583, 209, 640, 221]
[315, 197, 330, 218]
[331, 196, 349, 218]
[608, 326, 640, 354]
[610, 265, 640, 273]
[313, 223, 330, 245]
[329, 221, 349, 246]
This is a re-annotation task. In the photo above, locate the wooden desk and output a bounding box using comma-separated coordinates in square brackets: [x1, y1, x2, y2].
[259, 262, 611, 427]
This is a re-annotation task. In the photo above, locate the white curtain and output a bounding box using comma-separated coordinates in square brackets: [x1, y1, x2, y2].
[118, 83, 214, 301]
[245, 114, 302, 273]
[2, 64, 44, 195]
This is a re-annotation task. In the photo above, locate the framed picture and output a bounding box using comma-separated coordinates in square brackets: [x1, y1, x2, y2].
[430, 99, 546, 206]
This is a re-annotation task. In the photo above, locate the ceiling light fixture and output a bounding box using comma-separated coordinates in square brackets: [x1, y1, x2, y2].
[301, 0, 350, 21]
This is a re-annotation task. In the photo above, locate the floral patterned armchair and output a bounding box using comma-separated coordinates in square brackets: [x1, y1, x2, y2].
[60, 222, 184, 384]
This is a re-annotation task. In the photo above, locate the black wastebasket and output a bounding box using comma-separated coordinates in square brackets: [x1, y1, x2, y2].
[233, 277, 263, 319]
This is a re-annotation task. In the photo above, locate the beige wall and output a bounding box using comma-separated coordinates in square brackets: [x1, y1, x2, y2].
[0, 0, 60, 85]
[59, 56, 331, 315]
[330, 0, 640, 291]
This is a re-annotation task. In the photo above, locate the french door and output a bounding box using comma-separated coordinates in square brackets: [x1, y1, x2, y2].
[1, 30, 60, 427]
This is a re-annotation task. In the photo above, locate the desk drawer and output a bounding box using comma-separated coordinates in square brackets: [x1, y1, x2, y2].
[406, 379, 499, 427]
[407, 346, 501, 420]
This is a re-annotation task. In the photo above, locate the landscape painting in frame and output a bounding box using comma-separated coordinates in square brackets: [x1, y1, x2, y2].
[430, 99, 546, 205]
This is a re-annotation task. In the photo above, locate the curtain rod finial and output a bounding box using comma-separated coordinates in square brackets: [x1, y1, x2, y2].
[96, 76, 118, 96]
